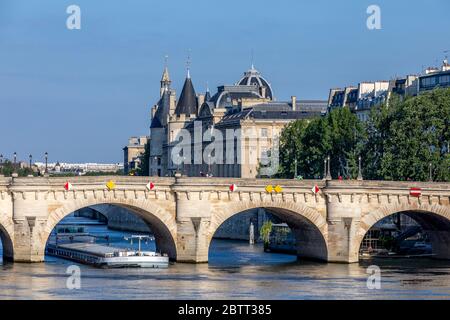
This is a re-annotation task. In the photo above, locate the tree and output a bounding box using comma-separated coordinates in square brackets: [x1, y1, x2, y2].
[0, 160, 36, 177]
[277, 120, 309, 178]
[366, 89, 450, 181]
[277, 107, 364, 179]
[136, 141, 150, 176]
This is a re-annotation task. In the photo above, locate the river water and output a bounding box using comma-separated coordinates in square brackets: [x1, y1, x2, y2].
[1, 217, 449, 300]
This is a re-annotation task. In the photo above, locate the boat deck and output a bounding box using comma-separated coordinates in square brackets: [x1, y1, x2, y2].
[54, 243, 127, 258]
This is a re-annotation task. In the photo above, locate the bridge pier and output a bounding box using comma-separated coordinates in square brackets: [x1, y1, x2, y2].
[12, 218, 46, 262]
[428, 230, 450, 260]
[326, 198, 361, 263]
[174, 191, 211, 263]
[326, 219, 360, 263]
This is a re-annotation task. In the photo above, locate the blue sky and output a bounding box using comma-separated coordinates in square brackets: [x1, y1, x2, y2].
[0, 0, 449, 163]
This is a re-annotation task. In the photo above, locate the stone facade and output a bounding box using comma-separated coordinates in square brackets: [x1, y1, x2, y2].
[149, 63, 327, 178]
[0, 176, 449, 264]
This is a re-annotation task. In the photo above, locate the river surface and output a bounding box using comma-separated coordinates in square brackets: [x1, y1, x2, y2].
[1, 217, 449, 300]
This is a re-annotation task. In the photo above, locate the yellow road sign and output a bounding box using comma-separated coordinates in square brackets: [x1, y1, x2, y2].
[265, 185, 274, 193]
[274, 185, 283, 193]
[106, 180, 116, 191]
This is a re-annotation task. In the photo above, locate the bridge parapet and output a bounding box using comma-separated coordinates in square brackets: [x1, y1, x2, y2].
[0, 176, 449, 264]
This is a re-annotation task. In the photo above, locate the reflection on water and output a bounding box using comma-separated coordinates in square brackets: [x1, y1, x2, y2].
[1, 217, 450, 300]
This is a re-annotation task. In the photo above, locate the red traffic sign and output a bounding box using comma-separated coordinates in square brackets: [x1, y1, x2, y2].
[410, 187, 421, 197]
[229, 184, 237, 192]
[146, 182, 155, 191]
[311, 185, 320, 194]
[64, 182, 73, 191]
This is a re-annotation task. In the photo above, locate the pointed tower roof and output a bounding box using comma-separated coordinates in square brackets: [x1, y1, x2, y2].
[151, 89, 170, 128]
[205, 82, 211, 101]
[175, 75, 197, 115]
[161, 55, 171, 82]
[161, 66, 170, 83]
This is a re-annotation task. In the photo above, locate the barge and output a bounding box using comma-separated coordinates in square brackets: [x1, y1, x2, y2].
[46, 235, 169, 268]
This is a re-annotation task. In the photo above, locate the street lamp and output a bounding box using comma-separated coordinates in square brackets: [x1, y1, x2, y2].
[294, 159, 298, 179]
[29, 154, 33, 169]
[429, 162, 433, 182]
[208, 154, 211, 177]
[13, 152, 17, 165]
[357, 156, 363, 181]
[44, 152, 48, 174]
[326, 155, 332, 180]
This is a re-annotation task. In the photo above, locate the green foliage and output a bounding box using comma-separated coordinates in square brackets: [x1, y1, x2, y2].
[0, 161, 36, 177]
[260, 220, 273, 245]
[136, 141, 150, 176]
[364, 89, 450, 181]
[277, 107, 364, 179]
[278, 88, 450, 182]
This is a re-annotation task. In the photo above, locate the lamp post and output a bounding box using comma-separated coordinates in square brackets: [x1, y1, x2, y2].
[29, 154, 33, 169]
[13, 152, 17, 174]
[429, 162, 433, 182]
[323, 158, 327, 180]
[357, 156, 363, 181]
[44, 152, 48, 174]
[293, 159, 298, 179]
[326, 155, 332, 180]
[208, 154, 212, 177]
[0, 154, 3, 175]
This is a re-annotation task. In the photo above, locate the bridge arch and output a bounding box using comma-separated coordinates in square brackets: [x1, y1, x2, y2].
[207, 200, 328, 261]
[43, 197, 177, 260]
[355, 202, 450, 260]
[0, 214, 14, 261]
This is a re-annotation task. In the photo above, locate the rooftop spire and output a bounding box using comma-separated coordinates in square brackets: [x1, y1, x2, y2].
[205, 81, 211, 101]
[186, 49, 192, 79]
[160, 54, 171, 97]
[161, 54, 170, 82]
[251, 49, 255, 70]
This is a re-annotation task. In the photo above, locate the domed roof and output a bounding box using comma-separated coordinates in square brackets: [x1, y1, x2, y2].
[236, 65, 274, 100]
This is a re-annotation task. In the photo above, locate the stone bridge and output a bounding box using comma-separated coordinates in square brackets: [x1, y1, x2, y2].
[0, 176, 449, 263]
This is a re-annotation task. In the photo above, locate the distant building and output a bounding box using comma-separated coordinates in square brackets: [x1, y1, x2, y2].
[417, 59, 450, 94]
[123, 136, 149, 175]
[327, 58, 450, 121]
[34, 162, 124, 174]
[328, 81, 390, 122]
[149, 63, 327, 178]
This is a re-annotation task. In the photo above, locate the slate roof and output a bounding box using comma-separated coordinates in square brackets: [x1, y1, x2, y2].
[175, 77, 197, 115]
[150, 90, 170, 128]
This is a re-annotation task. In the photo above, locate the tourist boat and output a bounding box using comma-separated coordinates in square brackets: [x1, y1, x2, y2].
[46, 235, 169, 268]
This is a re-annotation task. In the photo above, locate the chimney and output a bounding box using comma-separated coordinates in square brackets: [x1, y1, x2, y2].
[291, 96, 297, 111]
[197, 94, 205, 115]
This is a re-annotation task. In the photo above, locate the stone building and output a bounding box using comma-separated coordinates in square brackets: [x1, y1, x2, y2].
[328, 58, 450, 122]
[149, 63, 327, 178]
[123, 136, 149, 175]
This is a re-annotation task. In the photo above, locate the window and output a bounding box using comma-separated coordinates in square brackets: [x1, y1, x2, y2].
[439, 75, 450, 85]
[261, 128, 268, 137]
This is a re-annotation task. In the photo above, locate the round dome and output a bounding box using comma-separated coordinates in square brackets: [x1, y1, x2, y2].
[236, 66, 274, 100]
